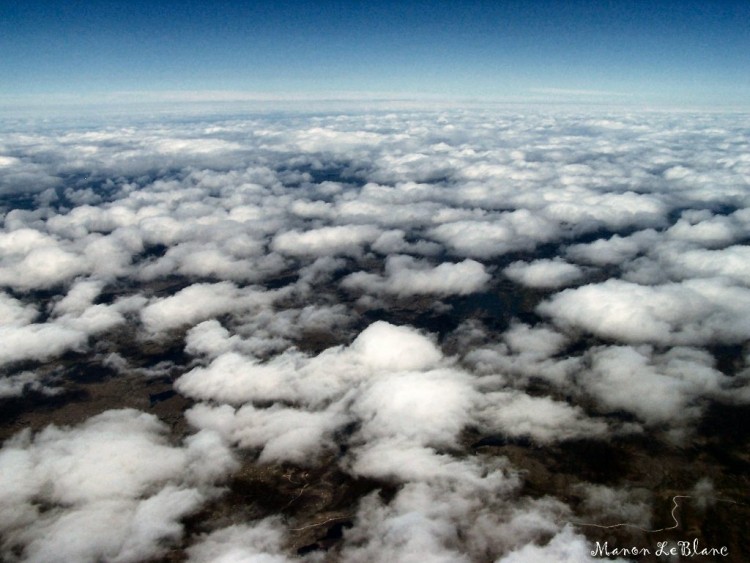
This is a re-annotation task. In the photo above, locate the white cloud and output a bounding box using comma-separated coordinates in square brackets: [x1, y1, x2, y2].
[342, 255, 491, 297]
[429, 210, 559, 258]
[497, 525, 628, 563]
[140, 282, 270, 334]
[580, 345, 731, 425]
[565, 230, 658, 266]
[186, 519, 292, 563]
[574, 483, 652, 529]
[177, 321, 444, 407]
[504, 258, 583, 289]
[0, 370, 60, 399]
[0, 292, 38, 326]
[538, 278, 750, 345]
[185, 402, 345, 465]
[0, 323, 88, 366]
[271, 225, 381, 258]
[0, 243, 89, 290]
[353, 369, 477, 447]
[52, 279, 104, 316]
[476, 392, 608, 444]
[0, 409, 236, 562]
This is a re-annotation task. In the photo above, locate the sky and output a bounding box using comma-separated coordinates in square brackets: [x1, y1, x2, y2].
[2, 0, 749, 108]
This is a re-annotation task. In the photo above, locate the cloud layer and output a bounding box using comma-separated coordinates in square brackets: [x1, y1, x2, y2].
[1, 108, 749, 560]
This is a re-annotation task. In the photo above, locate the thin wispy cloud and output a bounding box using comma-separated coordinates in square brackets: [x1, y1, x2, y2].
[530, 87, 635, 98]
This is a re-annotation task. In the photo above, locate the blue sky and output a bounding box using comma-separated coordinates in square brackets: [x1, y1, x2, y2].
[2, 0, 749, 108]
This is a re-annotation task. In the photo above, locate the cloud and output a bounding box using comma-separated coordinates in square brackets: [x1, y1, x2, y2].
[0, 240, 89, 290]
[0, 283, 142, 372]
[580, 345, 732, 426]
[504, 258, 583, 289]
[428, 210, 560, 258]
[185, 402, 346, 465]
[0, 322, 87, 366]
[140, 282, 272, 334]
[0, 155, 60, 196]
[186, 519, 292, 563]
[340, 482, 577, 562]
[51, 279, 104, 315]
[271, 225, 381, 258]
[0, 409, 236, 562]
[342, 255, 491, 297]
[665, 209, 744, 248]
[538, 278, 750, 345]
[644, 244, 750, 286]
[177, 316, 609, 561]
[347, 321, 444, 372]
[476, 392, 609, 444]
[502, 322, 569, 360]
[462, 322, 580, 390]
[0, 292, 38, 326]
[371, 229, 442, 256]
[177, 321, 445, 409]
[497, 525, 629, 563]
[565, 230, 658, 266]
[352, 369, 477, 447]
[0, 370, 61, 399]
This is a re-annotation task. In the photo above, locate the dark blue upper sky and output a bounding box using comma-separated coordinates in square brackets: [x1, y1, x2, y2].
[2, 0, 749, 107]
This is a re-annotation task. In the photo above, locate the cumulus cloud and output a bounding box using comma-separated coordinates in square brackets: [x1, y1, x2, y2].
[186, 519, 293, 563]
[340, 482, 577, 563]
[342, 255, 491, 297]
[0, 370, 61, 399]
[462, 322, 580, 389]
[497, 525, 629, 563]
[186, 402, 346, 465]
[0, 239, 89, 290]
[272, 225, 381, 258]
[352, 369, 477, 447]
[0, 292, 38, 326]
[641, 244, 750, 286]
[428, 210, 560, 258]
[476, 392, 609, 444]
[0, 322, 88, 366]
[178, 322, 460, 472]
[580, 345, 733, 426]
[0, 289, 142, 369]
[0, 409, 236, 562]
[140, 282, 271, 334]
[538, 278, 750, 345]
[177, 320, 444, 408]
[504, 258, 584, 289]
[565, 230, 659, 266]
[178, 317, 609, 561]
[502, 322, 569, 360]
[51, 279, 104, 316]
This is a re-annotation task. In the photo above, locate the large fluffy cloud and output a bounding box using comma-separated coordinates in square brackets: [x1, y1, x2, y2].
[0, 409, 236, 562]
[538, 278, 750, 345]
